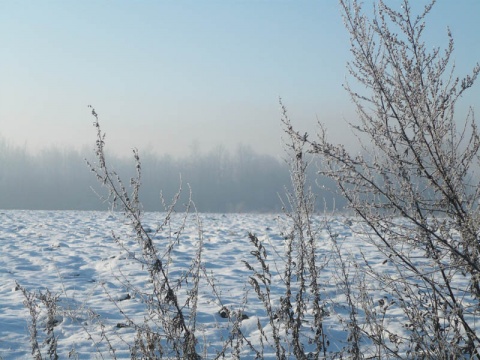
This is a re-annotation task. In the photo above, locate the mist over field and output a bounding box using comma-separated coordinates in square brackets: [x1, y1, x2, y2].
[0, 137, 343, 212]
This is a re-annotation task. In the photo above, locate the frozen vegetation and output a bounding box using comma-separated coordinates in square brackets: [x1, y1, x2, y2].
[3, 0, 480, 358]
[0, 210, 417, 358]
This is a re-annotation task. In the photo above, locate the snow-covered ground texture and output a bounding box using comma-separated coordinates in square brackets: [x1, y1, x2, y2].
[0, 210, 476, 359]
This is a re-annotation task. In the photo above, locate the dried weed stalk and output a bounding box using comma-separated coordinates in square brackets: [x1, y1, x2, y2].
[17, 282, 60, 360]
[85, 108, 204, 359]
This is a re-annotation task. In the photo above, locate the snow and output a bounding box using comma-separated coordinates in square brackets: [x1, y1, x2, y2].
[0, 210, 475, 359]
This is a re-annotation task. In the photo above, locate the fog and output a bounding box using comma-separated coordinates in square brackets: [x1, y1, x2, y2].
[0, 137, 344, 212]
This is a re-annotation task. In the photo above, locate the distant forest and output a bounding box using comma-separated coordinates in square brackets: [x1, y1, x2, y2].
[0, 137, 343, 212]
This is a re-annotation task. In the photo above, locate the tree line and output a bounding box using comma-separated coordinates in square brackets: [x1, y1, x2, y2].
[0, 138, 342, 212]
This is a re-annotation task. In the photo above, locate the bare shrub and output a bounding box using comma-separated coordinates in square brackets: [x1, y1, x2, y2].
[82, 108, 267, 359]
[84, 107, 208, 359]
[286, 0, 480, 357]
[17, 282, 60, 360]
[243, 107, 330, 359]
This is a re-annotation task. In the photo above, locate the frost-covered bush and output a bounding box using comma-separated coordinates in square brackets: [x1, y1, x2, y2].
[286, 0, 480, 357]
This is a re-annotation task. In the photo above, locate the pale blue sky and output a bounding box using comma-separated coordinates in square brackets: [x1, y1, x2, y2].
[1, 1, 479, 158]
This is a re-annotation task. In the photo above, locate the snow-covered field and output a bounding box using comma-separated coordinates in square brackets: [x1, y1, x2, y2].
[0, 210, 472, 359]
